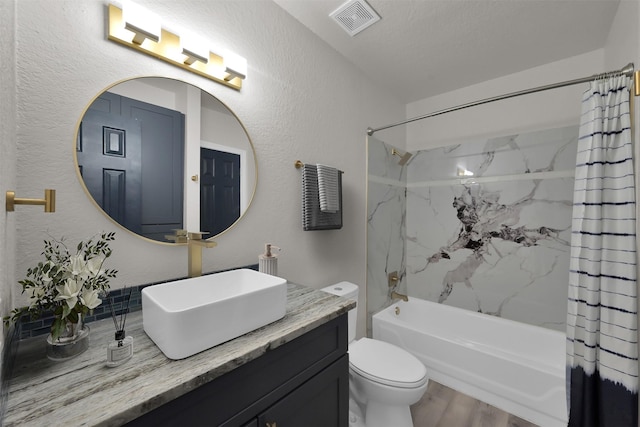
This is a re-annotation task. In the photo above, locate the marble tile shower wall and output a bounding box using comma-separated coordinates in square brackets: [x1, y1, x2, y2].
[367, 125, 578, 333]
[407, 125, 578, 331]
[367, 137, 407, 334]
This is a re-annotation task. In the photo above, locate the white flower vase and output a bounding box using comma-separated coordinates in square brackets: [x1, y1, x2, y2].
[46, 317, 90, 361]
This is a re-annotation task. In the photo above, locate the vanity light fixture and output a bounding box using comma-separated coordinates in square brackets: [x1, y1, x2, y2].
[107, 2, 247, 90]
[223, 50, 248, 81]
[122, 1, 161, 45]
[181, 34, 209, 65]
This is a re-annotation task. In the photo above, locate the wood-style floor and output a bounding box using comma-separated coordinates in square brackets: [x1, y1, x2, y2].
[410, 381, 539, 427]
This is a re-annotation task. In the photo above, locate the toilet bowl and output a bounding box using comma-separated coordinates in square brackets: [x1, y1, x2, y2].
[321, 282, 428, 427]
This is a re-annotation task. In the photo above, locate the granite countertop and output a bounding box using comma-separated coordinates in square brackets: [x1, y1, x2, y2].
[5, 282, 355, 427]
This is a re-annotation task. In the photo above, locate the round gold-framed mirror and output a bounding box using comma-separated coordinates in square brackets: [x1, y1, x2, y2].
[74, 77, 257, 244]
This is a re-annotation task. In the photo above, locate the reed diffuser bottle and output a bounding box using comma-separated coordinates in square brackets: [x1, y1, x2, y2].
[107, 288, 133, 367]
[107, 331, 133, 367]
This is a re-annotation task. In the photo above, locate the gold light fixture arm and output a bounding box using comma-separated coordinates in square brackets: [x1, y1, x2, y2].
[6, 189, 56, 213]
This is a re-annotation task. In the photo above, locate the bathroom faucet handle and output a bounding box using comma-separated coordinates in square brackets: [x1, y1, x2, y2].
[388, 271, 399, 288]
[187, 232, 217, 249]
[187, 231, 205, 240]
[165, 229, 188, 243]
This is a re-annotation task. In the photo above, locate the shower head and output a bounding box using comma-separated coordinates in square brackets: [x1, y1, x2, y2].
[391, 148, 413, 166]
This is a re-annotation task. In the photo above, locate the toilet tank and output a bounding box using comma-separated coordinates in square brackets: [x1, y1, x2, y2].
[320, 282, 358, 343]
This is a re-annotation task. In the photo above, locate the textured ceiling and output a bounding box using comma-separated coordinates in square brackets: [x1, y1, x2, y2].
[273, 0, 621, 103]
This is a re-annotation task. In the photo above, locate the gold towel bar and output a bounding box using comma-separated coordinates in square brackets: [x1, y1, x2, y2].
[294, 160, 344, 174]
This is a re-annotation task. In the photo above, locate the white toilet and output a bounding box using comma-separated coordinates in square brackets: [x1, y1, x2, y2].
[322, 282, 428, 427]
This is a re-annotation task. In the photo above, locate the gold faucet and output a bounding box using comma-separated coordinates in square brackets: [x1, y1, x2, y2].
[165, 229, 188, 243]
[186, 232, 217, 277]
[387, 271, 408, 302]
[165, 230, 217, 277]
[391, 291, 409, 302]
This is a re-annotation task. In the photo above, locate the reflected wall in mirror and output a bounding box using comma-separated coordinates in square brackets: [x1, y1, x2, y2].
[75, 77, 257, 243]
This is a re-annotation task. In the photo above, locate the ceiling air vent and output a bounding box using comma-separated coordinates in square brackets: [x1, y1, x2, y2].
[330, 0, 381, 37]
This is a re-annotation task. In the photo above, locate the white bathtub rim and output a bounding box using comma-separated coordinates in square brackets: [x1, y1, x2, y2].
[376, 300, 565, 375]
[382, 298, 565, 337]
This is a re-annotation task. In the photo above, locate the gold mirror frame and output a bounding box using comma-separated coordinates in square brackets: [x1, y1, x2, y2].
[73, 76, 257, 245]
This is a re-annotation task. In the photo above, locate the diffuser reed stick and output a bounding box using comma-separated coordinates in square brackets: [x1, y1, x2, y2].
[106, 287, 134, 367]
[108, 287, 132, 340]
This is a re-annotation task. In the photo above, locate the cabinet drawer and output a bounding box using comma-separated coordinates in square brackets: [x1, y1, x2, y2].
[258, 355, 349, 427]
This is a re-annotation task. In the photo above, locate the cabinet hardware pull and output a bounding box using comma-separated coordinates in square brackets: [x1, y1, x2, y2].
[266, 422, 277, 427]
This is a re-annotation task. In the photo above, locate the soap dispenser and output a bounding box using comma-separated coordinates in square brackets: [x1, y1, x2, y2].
[259, 244, 280, 276]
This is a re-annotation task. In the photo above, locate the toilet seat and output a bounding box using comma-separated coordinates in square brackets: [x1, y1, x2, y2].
[349, 338, 427, 389]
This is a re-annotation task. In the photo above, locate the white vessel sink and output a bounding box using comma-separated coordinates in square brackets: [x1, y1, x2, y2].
[142, 268, 287, 360]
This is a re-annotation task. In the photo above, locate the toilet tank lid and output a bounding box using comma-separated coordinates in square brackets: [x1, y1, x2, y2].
[320, 281, 358, 299]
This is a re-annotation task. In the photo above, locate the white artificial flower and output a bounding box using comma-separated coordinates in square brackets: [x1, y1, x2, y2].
[86, 255, 105, 277]
[55, 277, 81, 309]
[68, 254, 87, 277]
[80, 288, 102, 310]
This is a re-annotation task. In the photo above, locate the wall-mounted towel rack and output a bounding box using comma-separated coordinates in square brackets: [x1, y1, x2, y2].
[294, 160, 344, 174]
[296, 161, 343, 230]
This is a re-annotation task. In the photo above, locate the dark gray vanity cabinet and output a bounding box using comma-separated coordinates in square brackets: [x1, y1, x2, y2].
[127, 314, 349, 427]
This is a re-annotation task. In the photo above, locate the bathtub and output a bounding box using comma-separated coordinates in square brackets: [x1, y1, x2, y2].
[372, 298, 567, 427]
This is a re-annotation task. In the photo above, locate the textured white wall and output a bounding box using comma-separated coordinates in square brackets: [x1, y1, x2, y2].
[404, 49, 605, 151]
[1, 0, 17, 408]
[404, 0, 639, 152]
[604, 0, 639, 69]
[1, 0, 17, 320]
[11, 0, 405, 338]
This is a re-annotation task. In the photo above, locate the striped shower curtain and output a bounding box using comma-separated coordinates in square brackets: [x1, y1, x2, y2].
[567, 75, 638, 426]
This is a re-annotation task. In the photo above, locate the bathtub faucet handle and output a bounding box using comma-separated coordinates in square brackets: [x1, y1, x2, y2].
[388, 271, 399, 288]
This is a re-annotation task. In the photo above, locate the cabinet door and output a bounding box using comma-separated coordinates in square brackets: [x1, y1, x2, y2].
[258, 355, 349, 427]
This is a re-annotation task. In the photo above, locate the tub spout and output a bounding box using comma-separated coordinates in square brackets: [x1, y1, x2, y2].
[391, 291, 408, 302]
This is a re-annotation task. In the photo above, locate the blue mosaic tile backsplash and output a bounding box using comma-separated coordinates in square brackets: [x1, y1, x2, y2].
[17, 264, 259, 340]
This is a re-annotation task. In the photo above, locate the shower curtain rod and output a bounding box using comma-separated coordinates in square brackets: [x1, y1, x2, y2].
[367, 62, 636, 136]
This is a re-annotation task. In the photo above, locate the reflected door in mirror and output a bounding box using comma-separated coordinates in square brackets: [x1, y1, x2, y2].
[78, 92, 185, 241]
[75, 77, 258, 244]
[200, 148, 241, 238]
